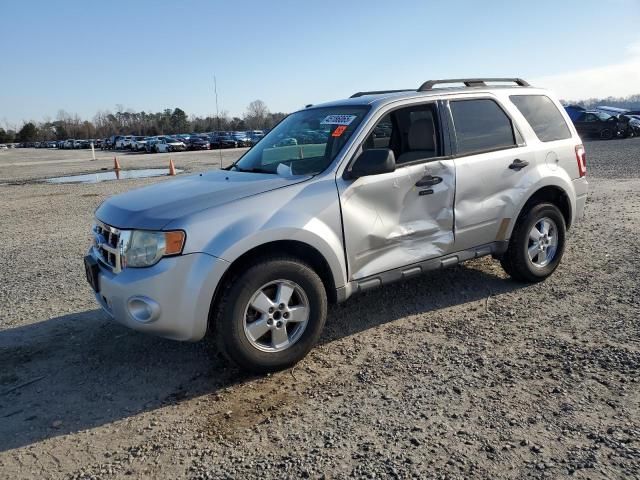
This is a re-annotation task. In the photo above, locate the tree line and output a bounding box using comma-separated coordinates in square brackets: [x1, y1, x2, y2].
[562, 93, 640, 110]
[3, 99, 287, 144]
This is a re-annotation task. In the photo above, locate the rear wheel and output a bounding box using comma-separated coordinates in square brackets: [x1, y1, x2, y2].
[215, 257, 327, 373]
[500, 203, 566, 282]
[600, 128, 613, 140]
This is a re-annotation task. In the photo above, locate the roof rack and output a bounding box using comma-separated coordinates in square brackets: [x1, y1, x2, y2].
[349, 78, 530, 99]
[418, 78, 530, 91]
[350, 89, 413, 98]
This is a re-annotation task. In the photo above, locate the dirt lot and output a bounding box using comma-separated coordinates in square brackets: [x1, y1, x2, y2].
[0, 141, 639, 479]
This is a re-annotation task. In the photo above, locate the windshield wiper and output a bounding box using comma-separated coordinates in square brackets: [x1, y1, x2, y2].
[232, 165, 274, 174]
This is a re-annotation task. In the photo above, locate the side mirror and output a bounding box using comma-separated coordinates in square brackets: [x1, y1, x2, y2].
[345, 148, 396, 180]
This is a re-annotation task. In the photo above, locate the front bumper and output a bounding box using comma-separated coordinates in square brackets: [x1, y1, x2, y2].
[572, 177, 588, 224]
[89, 251, 229, 341]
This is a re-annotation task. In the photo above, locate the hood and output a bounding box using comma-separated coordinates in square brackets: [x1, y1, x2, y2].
[96, 170, 310, 230]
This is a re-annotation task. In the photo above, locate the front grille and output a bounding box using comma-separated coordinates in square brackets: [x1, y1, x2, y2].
[92, 221, 125, 272]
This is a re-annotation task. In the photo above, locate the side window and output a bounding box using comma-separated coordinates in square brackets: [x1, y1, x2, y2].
[584, 114, 597, 123]
[510, 95, 571, 142]
[450, 99, 516, 155]
[363, 103, 440, 164]
[364, 114, 392, 149]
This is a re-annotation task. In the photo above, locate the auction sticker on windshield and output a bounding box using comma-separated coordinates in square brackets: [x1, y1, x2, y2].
[320, 114, 357, 126]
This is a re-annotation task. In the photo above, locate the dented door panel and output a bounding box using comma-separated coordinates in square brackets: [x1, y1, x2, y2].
[453, 146, 539, 250]
[338, 160, 455, 280]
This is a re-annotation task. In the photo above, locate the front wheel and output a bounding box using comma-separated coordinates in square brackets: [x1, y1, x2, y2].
[500, 203, 566, 283]
[215, 257, 327, 373]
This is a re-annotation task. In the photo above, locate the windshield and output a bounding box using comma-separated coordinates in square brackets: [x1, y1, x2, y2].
[233, 106, 369, 175]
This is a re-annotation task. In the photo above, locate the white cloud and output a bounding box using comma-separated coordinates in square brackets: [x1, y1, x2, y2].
[531, 42, 640, 100]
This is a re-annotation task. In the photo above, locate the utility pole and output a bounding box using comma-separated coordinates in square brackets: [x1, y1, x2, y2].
[214, 75, 223, 169]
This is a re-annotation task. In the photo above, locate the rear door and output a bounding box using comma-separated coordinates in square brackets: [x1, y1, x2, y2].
[447, 97, 537, 251]
[337, 101, 456, 280]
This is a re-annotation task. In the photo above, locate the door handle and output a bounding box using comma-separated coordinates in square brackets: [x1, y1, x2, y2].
[415, 175, 443, 187]
[508, 159, 529, 171]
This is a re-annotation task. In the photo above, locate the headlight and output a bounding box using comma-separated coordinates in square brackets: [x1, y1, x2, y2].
[123, 230, 185, 268]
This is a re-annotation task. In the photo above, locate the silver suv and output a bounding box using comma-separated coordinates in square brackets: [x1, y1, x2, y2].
[85, 78, 588, 372]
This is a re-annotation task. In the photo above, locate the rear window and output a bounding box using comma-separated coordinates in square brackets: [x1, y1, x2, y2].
[450, 99, 516, 155]
[510, 95, 571, 142]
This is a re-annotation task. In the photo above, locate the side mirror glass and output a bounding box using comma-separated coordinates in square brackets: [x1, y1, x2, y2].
[345, 148, 396, 180]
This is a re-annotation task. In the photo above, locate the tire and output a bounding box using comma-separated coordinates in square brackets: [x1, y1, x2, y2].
[215, 257, 328, 373]
[600, 128, 613, 140]
[500, 203, 566, 283]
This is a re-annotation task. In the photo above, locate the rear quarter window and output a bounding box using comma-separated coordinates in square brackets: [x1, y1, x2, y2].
[510, 95, 571, 142]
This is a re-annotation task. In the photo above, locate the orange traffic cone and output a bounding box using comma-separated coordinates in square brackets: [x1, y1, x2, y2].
[169, 158, 176, 176]
[114, 156, 121, 170]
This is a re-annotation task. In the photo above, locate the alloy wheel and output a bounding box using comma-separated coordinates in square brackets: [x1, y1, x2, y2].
[243, 279, 310, 352]
[527, 217, 558, 268]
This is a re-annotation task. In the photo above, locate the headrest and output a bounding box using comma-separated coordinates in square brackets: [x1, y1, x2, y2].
[408, 118, 435, 151]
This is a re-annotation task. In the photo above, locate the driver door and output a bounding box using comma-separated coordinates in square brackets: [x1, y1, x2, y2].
[337, 102, 456, 280]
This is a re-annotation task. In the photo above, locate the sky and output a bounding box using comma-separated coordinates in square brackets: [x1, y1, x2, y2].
[1, 0, 639, 128]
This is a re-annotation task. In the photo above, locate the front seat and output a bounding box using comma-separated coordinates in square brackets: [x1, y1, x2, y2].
[396, 118, 436, 163]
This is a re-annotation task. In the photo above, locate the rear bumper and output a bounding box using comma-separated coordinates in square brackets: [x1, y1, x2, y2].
[91, 251, 229, 341]
[572, 177, 588, 224]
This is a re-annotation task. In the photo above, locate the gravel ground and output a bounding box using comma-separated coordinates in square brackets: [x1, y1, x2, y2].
[0, 139, 639, 479]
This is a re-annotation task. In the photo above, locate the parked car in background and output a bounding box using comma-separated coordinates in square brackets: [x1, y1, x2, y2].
[115, 135, 133, 149]
[592, 106, 636, 138]
[622, 114, 640, 137]
[564, 104, 586, 122]
[101, 136, 116, 150]
[209, 133, 238, 149]
[248, 130, 265, 145]
[145, 137, 160, 152]
[131, 136, 150, 151]
[152, 137, 187, 153]
[186, 136, 210, 150]
[62, 139, 75, 149]
[572, 111, 621, 140]
[231, 131, 252, 147]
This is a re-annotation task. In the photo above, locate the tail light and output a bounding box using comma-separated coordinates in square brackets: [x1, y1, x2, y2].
[575, 144, 586, 177]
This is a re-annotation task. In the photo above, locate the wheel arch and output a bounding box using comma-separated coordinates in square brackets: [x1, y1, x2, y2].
[207, 240, 338, 333]
[513, 184, 573, 234]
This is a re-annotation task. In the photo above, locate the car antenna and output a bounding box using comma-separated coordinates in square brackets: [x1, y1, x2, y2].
[214, 75, 223, 169]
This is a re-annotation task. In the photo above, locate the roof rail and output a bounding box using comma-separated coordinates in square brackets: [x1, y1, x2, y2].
[418, 78, 530, 91]
[350, 89, 413, 98]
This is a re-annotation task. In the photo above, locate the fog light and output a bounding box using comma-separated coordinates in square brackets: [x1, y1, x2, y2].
[127, 296, 161, 323]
